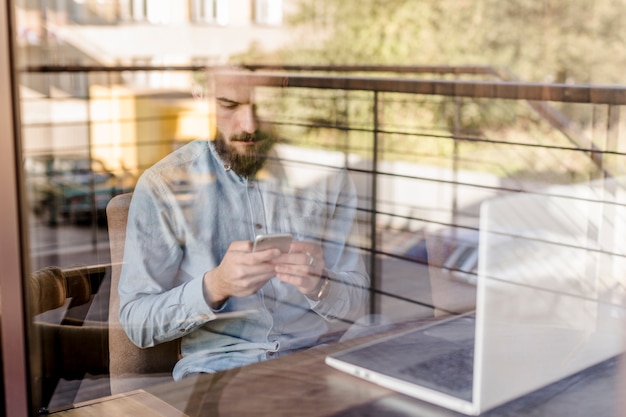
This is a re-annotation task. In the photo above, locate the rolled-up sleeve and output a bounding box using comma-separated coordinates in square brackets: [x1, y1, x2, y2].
[118, 173, 214, 348]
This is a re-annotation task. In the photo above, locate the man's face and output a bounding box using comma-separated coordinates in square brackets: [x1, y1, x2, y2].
[213, 77, 276, 177]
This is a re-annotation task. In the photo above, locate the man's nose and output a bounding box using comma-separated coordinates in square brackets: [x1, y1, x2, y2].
[238, 105, 257, 133]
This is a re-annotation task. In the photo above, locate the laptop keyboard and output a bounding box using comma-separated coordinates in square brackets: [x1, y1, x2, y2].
[399, 344, 474, 398]
[332, 316, 475, 401]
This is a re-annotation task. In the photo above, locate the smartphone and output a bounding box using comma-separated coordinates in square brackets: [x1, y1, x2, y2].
[252, 233, 293, 253]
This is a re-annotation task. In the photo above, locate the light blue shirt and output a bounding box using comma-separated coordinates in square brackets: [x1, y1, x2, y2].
[118, 140, 369, 380]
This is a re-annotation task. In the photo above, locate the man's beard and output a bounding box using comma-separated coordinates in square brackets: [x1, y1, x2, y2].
[214, 131, 276, 178]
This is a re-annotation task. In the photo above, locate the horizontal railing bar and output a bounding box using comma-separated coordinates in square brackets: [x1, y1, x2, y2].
[22, 64, 499, 75]
[22, 64, 208, 73]
[21, 65, 626, 105]
[242, 64, 499, 76]
[241, 73, 626, 105]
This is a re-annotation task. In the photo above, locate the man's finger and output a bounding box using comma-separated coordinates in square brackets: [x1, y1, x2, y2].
[289, 241, 322, 256]
[229, 240, 253, 251]
[248, 248, 282, 264]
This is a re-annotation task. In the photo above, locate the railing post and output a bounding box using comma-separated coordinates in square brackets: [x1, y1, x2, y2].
[451, 87, 461, 232]
[606, 104, 620, 180]
[369, 91, 380, 315]
[594, 104, 620, 304]
[85, 70, 100, 252]
[341, 90, 349, 167]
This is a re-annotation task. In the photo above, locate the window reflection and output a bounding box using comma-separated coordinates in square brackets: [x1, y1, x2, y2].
[8, 0, 626, 415]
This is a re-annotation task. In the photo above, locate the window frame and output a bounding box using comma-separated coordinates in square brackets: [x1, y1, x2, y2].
[1, 1, 32, 416]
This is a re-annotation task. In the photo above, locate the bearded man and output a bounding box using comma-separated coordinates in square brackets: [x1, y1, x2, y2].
[118, 71, 369, 380]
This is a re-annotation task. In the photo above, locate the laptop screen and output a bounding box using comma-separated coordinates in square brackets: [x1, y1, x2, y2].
[475, 178, 626, 411]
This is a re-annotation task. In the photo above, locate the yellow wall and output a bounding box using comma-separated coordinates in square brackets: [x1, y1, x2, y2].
[89, 85, 212, 178]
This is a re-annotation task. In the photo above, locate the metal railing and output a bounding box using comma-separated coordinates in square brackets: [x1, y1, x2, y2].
[21, 64, 626, 315]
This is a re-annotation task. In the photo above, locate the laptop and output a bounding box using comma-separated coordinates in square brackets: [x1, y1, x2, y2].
[326, 179, 626, 415]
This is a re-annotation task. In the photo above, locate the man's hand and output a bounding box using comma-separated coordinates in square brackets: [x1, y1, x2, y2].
[203, 240, 281, 309]
[274, 241, 325, 295]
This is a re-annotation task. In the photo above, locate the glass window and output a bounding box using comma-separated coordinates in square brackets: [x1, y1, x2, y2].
[130, 0, 146, 21]
[6, 0, 626, 415]
[254, 0, 282, 25]
[146, 0, 169, 24]
[190, 0, 229, 25]
[68, 0, 119, 24]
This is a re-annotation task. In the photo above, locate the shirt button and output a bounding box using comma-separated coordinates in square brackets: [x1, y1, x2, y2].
[248, 182, 255, 189]
[255, 223, 262, 230]
[224, 164, 231, 171]
[267, 351, 275, 357]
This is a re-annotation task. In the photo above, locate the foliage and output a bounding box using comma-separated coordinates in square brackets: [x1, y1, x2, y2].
[232, 0, 626, 182]
[276, 0, 626, 85]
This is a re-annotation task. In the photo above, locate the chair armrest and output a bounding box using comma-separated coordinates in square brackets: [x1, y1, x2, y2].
[37, 321, 109, 380]
[63, 264, 108, 299]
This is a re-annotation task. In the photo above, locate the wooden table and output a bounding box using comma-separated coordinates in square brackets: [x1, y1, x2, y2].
[55, 323, 625, 417]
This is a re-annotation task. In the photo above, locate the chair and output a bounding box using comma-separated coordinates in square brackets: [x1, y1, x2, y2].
[30, 265, 109, 406]
[30, 266, 93, 317]
[106, 192, 180, 394]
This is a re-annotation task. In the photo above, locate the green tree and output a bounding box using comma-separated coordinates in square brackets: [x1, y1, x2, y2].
[233, 0, 625, 181]
[265, 0, 626, 85]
